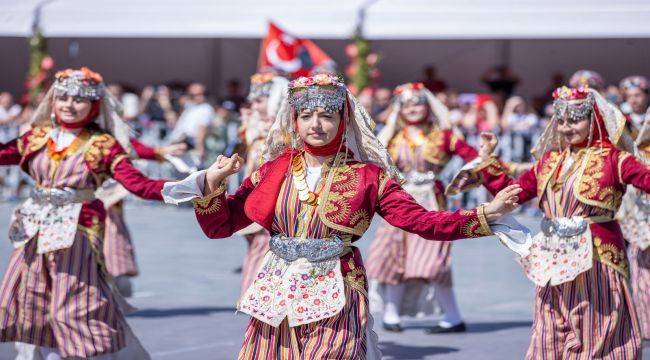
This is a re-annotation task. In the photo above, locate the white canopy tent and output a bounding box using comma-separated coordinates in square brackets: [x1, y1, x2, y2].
[2, 0, 650, 39]
[1, 0, 649, 98]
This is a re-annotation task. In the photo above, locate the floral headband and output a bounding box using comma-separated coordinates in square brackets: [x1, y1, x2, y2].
[393, 82, 427, 105]
[247, 72, 276, 100]
[620, 75, 649, 93]
[53, 67, 105, 100]
[288, 74, 347, 113]
[552, 86, 595, 121]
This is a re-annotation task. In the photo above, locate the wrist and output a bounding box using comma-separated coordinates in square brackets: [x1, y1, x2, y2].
[481, 202, 497, 222]
[205, 173, 226, 194]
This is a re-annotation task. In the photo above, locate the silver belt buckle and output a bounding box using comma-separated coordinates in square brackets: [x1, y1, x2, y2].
[269, 235, 345, 262]
[31, 187, 87, 206]
[406, 171, 436, 186]
[540, 216, 588, 238]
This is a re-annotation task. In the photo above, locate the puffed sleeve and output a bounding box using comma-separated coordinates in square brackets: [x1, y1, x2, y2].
[447, 131, 478, 162]
[130, 138, 162, 161]
[446, 155, 538, 205]
[618, 151, 650, 192]
[376, 175, 492, 241]
[192, 174, 257, 239]
[0, 139, 22, 166]
[85, 134, 166, 200]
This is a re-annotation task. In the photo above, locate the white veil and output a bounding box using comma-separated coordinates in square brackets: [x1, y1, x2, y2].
[29, 85, 134, 154]
[265, 88, 402, 182]
[531, 88, 633, 159]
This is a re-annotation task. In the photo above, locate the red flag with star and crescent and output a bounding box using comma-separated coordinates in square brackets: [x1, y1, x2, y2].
[258, 22, 335, 78]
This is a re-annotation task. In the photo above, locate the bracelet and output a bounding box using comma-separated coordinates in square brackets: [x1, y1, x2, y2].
[476, 203, 492, 235]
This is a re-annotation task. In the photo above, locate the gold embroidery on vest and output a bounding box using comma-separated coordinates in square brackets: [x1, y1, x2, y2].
[617, 151, 633, 182]
[84, 133, 116, 172]
[20, 125, 50, 156]
[423, 128, 450, 165]
[593, 236, 628, 278]
[344, 257, 368, 297]
[318, 161, 369, 236]
[536, 150, 563, 199]
[574, 149, 622, 211]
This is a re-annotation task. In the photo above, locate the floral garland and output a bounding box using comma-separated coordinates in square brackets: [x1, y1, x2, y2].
[288, 74, 344, 91]
[25, 30, 54, 106]
[344, 33, 380, 95]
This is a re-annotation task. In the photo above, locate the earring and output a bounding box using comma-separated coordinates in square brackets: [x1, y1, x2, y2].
[50, 112, 56, 127]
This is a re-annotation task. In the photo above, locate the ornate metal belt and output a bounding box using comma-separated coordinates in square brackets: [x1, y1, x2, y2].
[30, 187, 96, 206]
[540, 216, 588, 238]
[404, 171, 436, 185]
[269, 235, 347, 262]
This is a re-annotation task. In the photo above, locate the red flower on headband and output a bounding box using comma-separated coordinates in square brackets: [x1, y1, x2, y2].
[393, 82, 425, 96]
[552, 86, 589, 100]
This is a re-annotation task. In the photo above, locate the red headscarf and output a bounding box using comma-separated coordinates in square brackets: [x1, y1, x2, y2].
[55, 100, 100, 130]
[296, 103, 348, 157]
[573, 102, 613, 149]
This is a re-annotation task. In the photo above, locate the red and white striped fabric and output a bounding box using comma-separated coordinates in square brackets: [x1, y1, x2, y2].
[526, 261, 641, 359]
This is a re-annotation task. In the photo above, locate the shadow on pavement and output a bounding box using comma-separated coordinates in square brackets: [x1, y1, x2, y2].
[128, 306, 236, 318]
[379, 342, 458, 359]
[405, 320, 531, 333]
[467, 320, 532, 333]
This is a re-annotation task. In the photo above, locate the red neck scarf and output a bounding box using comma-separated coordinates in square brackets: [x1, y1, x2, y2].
[572, 103, 614, 150]
[55, 101, 100, 130]
[301, 115, 346, 157]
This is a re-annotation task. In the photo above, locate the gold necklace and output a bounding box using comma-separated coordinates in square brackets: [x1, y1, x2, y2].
[291, 154, 320, 206]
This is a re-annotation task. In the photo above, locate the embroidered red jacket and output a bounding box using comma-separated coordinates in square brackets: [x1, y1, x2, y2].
[0, 125, 166, 228]
[193, 149, 492, 243]
[467, 147, 650, 276]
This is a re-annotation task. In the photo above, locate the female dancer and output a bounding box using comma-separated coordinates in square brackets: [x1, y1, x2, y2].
[236, 73, 288, 295]
[366, 82, 477, 333]
[163, 74, 521, 359]
[0, 67, 167, 359]
[618, 76, 650, 340]
[102, 138, 186, 297]
[450, 86, 645, 358]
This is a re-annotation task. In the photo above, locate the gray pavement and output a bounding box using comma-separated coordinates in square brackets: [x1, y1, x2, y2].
[0, 202, 647, 359]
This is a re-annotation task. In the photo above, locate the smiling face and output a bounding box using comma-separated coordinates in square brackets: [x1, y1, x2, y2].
[53, 94, 93, 126]
[557, 113, 591, 145]
[625, 87, 649, 114]
[296, 107, 342, 147]
[251, 95, 270, 121]
[400, 100, 428, 124]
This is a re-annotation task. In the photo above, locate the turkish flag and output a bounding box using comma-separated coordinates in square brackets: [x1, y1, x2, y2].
[258, 22, 334, 78]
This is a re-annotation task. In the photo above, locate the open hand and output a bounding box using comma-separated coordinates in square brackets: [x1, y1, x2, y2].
[483, 184, 522, 221]
[160, 143, 188, 157]
[479, 132, 498, 159]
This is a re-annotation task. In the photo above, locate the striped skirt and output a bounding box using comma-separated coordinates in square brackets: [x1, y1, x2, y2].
[526, 261, 641, 360]
[238, 285, 368, 359]
[104, 203, 139, 278]
[366, 219, 452, 286]
[240, 231, 270, 297]
[0, 229, 126, 358]
[629, 244, 650, 340]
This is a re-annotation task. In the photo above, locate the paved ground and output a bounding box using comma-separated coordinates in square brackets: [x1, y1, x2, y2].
[0, 202, 647, 359]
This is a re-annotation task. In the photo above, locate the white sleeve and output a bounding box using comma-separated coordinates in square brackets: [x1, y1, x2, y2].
[161, 170, 207, 205]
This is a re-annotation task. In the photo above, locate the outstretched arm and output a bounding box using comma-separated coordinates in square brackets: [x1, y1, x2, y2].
[447, 131, 478, 162]
[377, 176, 521, 241]
[191, 153, 255, 239]
[111, 157, 167, 200]
[619, 151, 650, 193]
[0, 139, 21, 166]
